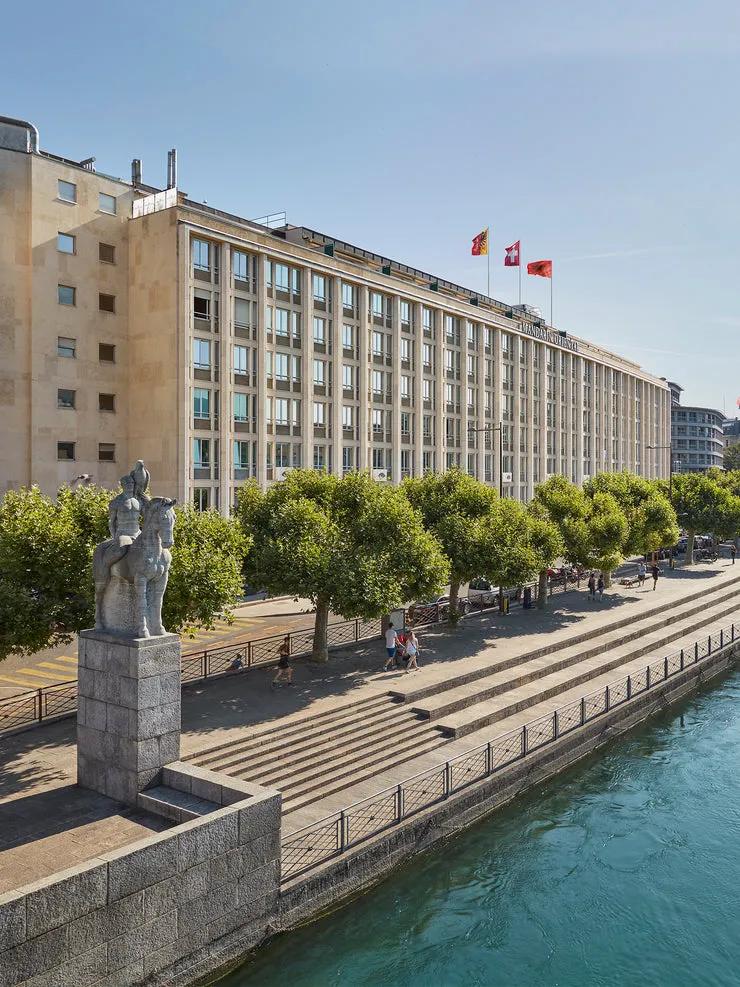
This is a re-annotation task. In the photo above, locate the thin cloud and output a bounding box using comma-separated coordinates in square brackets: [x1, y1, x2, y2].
[561, 245, 694, 263]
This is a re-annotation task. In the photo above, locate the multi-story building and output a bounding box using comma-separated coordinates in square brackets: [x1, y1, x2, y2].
[666, 382, 724, 472]
[723, 418, 740, 454]
[0, 116, 672, 512]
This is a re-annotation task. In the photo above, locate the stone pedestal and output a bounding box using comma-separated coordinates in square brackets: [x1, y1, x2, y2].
[76, 629, 181, 806]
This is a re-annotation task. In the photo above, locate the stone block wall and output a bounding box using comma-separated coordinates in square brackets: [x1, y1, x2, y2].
[0, 780, 281, 987]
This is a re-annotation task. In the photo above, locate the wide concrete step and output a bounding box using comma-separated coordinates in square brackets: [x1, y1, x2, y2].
[435, 594, 740, 738]
[413, 584, 740, 721]
[137, 785, 220, 824]
[392, 571, 740, 707]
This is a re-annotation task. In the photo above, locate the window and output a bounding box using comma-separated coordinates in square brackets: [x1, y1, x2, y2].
[312, 274, 326, 301]
[291, 268, 301, 294]
[342, 364, 353, 389]
[233, 345, 248, 374]
[234, 440, 250, 469]
[193, 339, 210, 369]
[234, 393, 248, 422]
[342, 324, 354, 349]
[58, 284, 75, 306]
[99, 293, 116, 314]
[401, 411, 410, 435]
[99, 192, 116, 215]
[274, 263, 289, 291]
[372, 409, 383, 433]
[58, 336, 76, 358]
[342, 406, 354, 428]
[400, 338, 410, 362]
[342, 283, 354, 309]
[422, 308, 432, 331]
[232, 251, 248, 281]
[313, 446, 326, 470]
[99, 393, 116, 412]
[98, 343, 115, 362]
[99, 242, 115, 264]
[194, 293, 210, 321]
[193, 489, 209, 511]
[423, 344, 432, 368]
[371, 292, 383, 317]
[313, 359, 325, 386]
[57, 388, 75, 409]
[275, 398, 289, 426]
[342, 447, 354, 471]
[372, 331, 384, 356]
[234, 298, 250, 328]
[193, 438, 210, 468]
[192, 239, 210, 271]
[313, 402, 325, 426]
[98, 443, 116, 462]
[372, 370, 383, 394]
[193, 388, 210, 419]
[274, 353, 289, 380]
[275, 308, 289, 337]
[57, 232, 75, 254]
[58, 180, 76, 203]
[57, 441, 75, 460]
[423, 379, 431, 401]
[313, 317, 326, 344]
[400, 300, 410, 325]
[401, 375, 410, 399]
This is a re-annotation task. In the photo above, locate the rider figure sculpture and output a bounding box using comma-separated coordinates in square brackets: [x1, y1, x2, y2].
[105, 462, 151, 566]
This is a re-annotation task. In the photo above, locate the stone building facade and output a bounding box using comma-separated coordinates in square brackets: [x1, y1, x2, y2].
[0, 117, 672, 511]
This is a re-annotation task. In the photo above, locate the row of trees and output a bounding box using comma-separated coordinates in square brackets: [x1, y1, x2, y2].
[2, 468, 739, 664]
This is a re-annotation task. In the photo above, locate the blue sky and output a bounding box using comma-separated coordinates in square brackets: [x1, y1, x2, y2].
[4, 0, 737, 412]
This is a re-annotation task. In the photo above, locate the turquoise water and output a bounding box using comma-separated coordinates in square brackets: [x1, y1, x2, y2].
[225, 668, 740, 987]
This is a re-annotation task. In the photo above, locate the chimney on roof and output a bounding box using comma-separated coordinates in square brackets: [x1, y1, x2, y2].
[166, 148, 177, 189]
[131, 158, 142, 185]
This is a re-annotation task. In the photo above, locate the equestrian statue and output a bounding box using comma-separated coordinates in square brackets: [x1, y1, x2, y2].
[92, 460, 177, 637]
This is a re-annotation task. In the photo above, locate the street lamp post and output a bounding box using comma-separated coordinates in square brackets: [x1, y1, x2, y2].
[468, 420, 504, 496]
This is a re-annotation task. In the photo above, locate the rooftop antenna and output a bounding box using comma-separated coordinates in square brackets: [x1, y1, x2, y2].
[131, 158, 142, 185]
[166, 148, 177, 189]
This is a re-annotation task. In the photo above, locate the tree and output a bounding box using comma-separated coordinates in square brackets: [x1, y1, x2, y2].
[479, 499, 562, 604]
[724, 444, 740, 472]
[583, 471, 679, 560]
[671, 472, 733, 563]
[530, 475, 592, 607]
[0, 485, 248, 660]
[401, 469, 498, 621]
[236, 470, 449, 662]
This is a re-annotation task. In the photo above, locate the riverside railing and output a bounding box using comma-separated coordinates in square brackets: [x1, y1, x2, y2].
[0, 576, 579, 737]
[280, 620, 738, 882]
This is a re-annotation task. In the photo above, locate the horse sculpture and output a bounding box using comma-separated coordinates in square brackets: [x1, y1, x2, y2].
[93, 495, 177, 638]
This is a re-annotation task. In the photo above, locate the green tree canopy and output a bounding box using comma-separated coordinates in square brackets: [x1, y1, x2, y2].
[401, 469, 498, 619]
[530, 475, 592, 606]
[583, 471, 679, 558]
[236, 470, 449, 661]
[723, 445, 740, 472]
[0, 485, 248, 660]
[480, 499, 562, 592]
[671, 472, 735, 561]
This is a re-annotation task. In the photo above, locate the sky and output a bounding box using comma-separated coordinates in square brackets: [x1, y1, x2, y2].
[3, 0, 738, 412]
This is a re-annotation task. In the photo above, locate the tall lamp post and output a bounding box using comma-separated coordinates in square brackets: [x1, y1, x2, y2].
[468, 420, 505, 496]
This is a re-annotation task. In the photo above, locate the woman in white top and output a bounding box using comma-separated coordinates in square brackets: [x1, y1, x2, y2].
[405, 631, 420, 673]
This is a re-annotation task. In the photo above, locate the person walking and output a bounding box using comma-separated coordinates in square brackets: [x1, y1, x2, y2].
[272, 636, 293, 687]
[732, 544, 737, 565]
[597, 574, 605, 600]
[404, 630, 420, 673]
[651, 563, 660, 591]
[383, 622, 398, 671]
[587, 572, 596, 601]
[637, 561, 646, 587]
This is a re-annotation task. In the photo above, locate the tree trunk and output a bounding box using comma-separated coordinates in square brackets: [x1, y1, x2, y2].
[686, 528, 696, 566]
[537, 569, 549, 609]
[448, 580, 460, 624]
[601, 570, 612, 588]
[311, 596, 330, 663]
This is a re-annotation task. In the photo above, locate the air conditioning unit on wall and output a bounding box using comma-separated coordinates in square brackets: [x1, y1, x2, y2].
[274, 467, 293, 482]
[502, 471, 513, 483]
[372, 469, 389, 482]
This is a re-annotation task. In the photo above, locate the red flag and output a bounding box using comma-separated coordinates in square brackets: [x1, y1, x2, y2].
[471, 229, 489, 256]
[504, 241, 520, 267]
[527, 259, 552, 278]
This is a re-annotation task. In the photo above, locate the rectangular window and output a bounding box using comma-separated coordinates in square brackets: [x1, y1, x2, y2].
[98, 442, 116, 462]
[371, 292, 383, 317]
[342, 447, 354, 470]
[275, 398, 289, 426]
[313, 317, 326, 344]
[372, 370, 383, 394]
[342, 364, 353, 389]
[234, 440, 249, 469]
[342, 406, 354, 427]
[400, 300, 410, 324]
[372, 409, 383, 432]
[422, 308, 432, 331]
[274, 263, 289, 291]
[313, 359, 325, 385]
[98, 342, 115, 362]
[58, 180, 76, 203]
[98, 192, 116, 215]
[423, 344, 432, 368]
[57, 441, 75, 460]
[194, 292, 210, 321]
[99, 242, 115, 264]
[58, 336, 76, 358]
[193, 489, 209, 511]
[291, 268, 301, 294]
[401, 411, 410, 435]
[313, 401, 325, 426]
[234, 298, 250, 328]
[233, 392, 248, 422]
[58, 284, 76, 306]
[275, 308, 289, 337]
[57, 232, 75, 254]
[372, 331, 384, 356]
[312, 274, 326, 301]
[423, 379, 431, 401]
[400, 338, 410, 362]
[192, 239, 210, 271]
[401, 375, 410, 398]
[313, 446, 326, 470]
[232, 251, 248, 281]
[342, 283, 354, 309]
[233, 344, 248, 374]
[193, 388, 210, 419]
[98, 393, 116, 412]
[99, 293, 116, 314]
[274, 353, 289, 380]
[57, 388, 75, 409]
[342, 324, 354, 349]
[193, 438, 210, 468]
[193, 338, 211, 369]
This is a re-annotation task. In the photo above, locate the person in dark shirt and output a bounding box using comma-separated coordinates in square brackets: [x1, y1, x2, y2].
[272, 636, 293, 687]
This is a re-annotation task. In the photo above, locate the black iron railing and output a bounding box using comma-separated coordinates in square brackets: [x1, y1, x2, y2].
[280, 621, 738, 882]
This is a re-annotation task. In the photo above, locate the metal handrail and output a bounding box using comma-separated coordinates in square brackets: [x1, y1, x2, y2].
[280, 619, 738, 881]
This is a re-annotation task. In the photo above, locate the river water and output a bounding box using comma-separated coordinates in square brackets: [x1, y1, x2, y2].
[224, 667, 740, 987]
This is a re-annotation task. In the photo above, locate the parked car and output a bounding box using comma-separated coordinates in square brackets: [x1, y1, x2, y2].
[467, 578, 498, 605]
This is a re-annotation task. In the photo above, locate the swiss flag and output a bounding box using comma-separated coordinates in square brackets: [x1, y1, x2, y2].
[504, 241, 520, 267]
[527, 259, 552, 278]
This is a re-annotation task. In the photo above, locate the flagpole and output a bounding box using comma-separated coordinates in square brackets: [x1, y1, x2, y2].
[518, 246, 522, 306]
[550, 272, 553, 326]
[487, 228, 491, 297]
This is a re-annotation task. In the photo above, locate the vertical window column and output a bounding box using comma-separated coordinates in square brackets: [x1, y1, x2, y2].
[302, 267, 314, 472]
[391, 295, 402, 483]
[256, 253, 268, 488]
[357, 285, 370, 471]
[564, 351, 574, 482]
[413, 301, 425, 478]
[553, 350, 563, 474]
[573, 355, 584, 485]
[476, 321, 487, 484]
[434, 309, 445, 472]
[331, 276, 343, 476]
[492, 327, 503, 491]
[460, 324, 469, 480]
[511, 335, 521, 497]
[525, 337, 536, 498]
[218, 242, 232, 515]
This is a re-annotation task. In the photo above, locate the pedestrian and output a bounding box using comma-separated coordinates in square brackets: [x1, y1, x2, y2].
[732, 544, 737, 565]
[404, 630, 420, 673]
[587, 572, 596, 600]
[637, 561, 646, 586]
[651, 563, 660, 591]
[597, 574, 605, 599]
[383, 622, 398, 671]
[271, 636, 293, 687]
